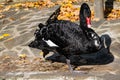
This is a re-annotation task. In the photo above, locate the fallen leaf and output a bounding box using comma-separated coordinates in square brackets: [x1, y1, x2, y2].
[0, 36, 4, 40]
[9, 17, 15, 21]
[3, 5, 11, 11]
[0, 33, 10, 40]
[58, 2, 79, 22]
[39, 51, 44, 56]
[19, 54, 27, 59]
[0, 4, 3, 9]
[0, 14, 5, 19]
[3, 33, 10, 37]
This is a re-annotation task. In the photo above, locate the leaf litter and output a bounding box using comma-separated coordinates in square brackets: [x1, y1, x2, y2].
[0, 0, 120, 21]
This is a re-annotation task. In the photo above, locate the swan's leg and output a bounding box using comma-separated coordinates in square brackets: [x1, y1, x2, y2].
[66, 59, 74, 73]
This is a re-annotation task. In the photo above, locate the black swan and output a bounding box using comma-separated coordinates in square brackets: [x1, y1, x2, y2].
[29, 3, 103, 72]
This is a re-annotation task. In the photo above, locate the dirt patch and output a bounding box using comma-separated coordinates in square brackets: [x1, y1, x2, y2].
[0, 55, 69, 72]
[0, 55, 115, 73]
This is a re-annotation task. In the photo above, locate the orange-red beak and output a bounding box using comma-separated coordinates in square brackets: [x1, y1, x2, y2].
[86, 17, 91, 28]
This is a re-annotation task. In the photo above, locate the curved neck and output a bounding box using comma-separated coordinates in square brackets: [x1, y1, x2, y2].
[79, 3, 91, 29]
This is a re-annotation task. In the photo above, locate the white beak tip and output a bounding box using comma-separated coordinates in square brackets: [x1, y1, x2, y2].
[88, 24, 91, 28]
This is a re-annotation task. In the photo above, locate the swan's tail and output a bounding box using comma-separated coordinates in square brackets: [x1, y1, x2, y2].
[46, 6, 61, 25]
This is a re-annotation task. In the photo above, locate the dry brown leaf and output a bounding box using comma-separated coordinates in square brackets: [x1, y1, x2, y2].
[0, 14, 5, 19]
[3, 6, 11, 11]
[19, 54, 27, 59]
[9, 17, 15, 21]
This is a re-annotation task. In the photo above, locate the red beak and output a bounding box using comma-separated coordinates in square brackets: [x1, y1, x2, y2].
[86, 17, 91, 28]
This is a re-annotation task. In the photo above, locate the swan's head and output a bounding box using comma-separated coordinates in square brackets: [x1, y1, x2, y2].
[80, 3, 91, 28]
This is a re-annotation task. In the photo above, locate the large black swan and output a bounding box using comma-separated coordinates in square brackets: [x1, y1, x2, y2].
[29, 3, 103, 72]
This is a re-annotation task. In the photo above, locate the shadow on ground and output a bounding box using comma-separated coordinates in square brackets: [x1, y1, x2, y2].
[46, 34, 114, 66]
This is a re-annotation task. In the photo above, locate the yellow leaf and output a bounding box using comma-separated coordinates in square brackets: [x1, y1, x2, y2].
[19, 54, 27, 58]
[0, 33, 10, 40]
[0, 36, 4, 39]
[3, 33, 10, 37]
[39, 51, 44, 56]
